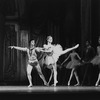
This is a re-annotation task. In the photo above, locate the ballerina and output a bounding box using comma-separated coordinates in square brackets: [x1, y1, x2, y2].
[91, 36, 100, 86]
[61, 49, 81, 86]
[42, 36, 79, 86]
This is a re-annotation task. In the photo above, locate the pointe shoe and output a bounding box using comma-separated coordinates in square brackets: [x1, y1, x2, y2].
[74, 83, 80, 86]
[55, 81, 58, 85]
[46, 81, 50, 86]
[51, 80, 58, 87]
[95, 84, 99, 86]
[44, 81, 48, 86]
[54, 83, 57, 86]
[46, 83, 49, 86]
[95, 83, 99, 86]
[54, 80, 58, 86]
[28, 84, 33, 87]
[45, 83, 49, 86]
[67, 82, 70, 86]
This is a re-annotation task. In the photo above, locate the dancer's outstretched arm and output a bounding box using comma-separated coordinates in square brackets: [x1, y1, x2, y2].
[41, 47, 53, 53]
[35, 47, 49, 52]
[8, 46, 27, 51]
[35, 47, 43, 52]
[60, 44, 79, 55]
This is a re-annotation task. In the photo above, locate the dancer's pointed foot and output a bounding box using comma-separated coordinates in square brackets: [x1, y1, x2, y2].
[95, 84, 100, 86]
[54, 80, 58, 86]
[55, 80, 58, 84]
[44, 83, 49, 86]
[67, 82, 70, 86]
[95, 83, 99, 86]
[28, 84, 33, 87]
[54, 83, 56, 87]
[46, 82, 50, 86]
[74, 83, 80, 86]
[44, 81, 49, 86]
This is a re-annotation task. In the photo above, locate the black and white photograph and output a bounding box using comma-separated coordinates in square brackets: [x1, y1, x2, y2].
[0, 0, 100, 99]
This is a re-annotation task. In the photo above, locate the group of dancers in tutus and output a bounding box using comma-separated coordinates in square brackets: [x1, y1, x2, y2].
[8, 35, 100, 87]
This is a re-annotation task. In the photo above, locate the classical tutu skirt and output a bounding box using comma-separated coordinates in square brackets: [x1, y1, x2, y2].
[91, 56, 100, 65]
[66, 60, 81, 69]
[43, 55, 55, 69]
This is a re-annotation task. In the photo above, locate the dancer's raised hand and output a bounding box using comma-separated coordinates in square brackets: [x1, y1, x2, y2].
[8, 46, 14, 49]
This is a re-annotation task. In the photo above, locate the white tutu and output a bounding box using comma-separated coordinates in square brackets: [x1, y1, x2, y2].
[44, 55, 55, 66]
[41, 44, 63, 67]
[52, 44, 63, 62]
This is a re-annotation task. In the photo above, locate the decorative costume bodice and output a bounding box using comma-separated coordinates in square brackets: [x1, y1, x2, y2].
[27, 48, 37, 61]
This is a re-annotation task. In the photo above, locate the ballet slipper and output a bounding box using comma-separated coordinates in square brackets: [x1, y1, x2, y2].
[47, 81, 50, 86]
[74, 83, 80, 86]
[68, 82, 70, 86]
[51, 81, 58, 86]
[95, 83, 100, 86]
[28, 84, 33, 87]
[55, 80, 58, 84]
[44, 82, 49, 86]
[54, 80, 58, 86]
[95, 82, 99, 86]
[95, 84, 98, 86]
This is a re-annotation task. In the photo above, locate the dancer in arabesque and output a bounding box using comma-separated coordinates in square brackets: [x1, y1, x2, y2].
[42, 36, 79, 86]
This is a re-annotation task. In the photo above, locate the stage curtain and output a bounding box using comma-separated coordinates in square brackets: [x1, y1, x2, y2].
[0, 13, 5, 83]
[3, 24, 18, 84]
[81, 0, 92, 56]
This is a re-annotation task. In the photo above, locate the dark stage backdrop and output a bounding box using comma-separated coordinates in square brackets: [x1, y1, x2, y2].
[0, 0, 100, 85]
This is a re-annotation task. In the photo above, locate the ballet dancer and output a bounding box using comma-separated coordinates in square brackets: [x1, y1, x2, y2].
[61, 49, 81, 86]
[91, 36, 100, 86]
[9, 40, 47, 87]
[42, 36, 79, 86]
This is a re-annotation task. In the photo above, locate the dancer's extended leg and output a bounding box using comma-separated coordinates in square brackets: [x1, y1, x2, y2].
[52, 63, 58, 86]
[68, 68, 74, 86]
[95, 72, 100, 86]
[36, 63, 47, 86]
[47, 68, 54, 85]
[27, 64, 33, 87]
[74, 71, 80, 86]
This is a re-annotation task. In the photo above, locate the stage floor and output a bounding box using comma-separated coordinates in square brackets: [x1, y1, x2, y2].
[0, 86, 100, 93]
[0, 86, 100, 99]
